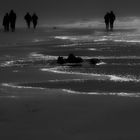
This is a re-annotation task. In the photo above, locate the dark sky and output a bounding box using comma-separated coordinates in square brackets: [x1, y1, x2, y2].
[0, 0, 140, 25]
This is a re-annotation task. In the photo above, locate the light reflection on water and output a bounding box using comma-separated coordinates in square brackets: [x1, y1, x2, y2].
[54, 30, 140, 43]
[1, 28, 140, 97]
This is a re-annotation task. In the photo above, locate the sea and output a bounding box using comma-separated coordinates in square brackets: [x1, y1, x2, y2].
[1, 27, 140, 97]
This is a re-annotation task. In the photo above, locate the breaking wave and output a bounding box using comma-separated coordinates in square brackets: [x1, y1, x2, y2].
[40, 67, 140, 82]
[2, 83, 140, 98]
[1, 83, 45, 90]
[62, 89, 140, 98]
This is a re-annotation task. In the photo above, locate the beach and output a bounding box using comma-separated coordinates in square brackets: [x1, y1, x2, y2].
[1, 27, 140, 139]
[1, 90, 140, 140]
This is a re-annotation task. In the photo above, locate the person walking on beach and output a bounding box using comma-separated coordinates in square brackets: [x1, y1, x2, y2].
[9, 10, 17, 32]
[104, 12, 110, 31]
[3, 13, 10, 32]
[32, 13, 38, 29]
[109, 11, 116, 31]
[24, 12, 32, 29]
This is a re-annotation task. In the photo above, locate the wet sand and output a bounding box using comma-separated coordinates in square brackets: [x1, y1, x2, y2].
[0, 89, 140, 140]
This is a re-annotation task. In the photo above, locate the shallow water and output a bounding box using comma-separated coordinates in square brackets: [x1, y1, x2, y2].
[1, 27, 140, 97]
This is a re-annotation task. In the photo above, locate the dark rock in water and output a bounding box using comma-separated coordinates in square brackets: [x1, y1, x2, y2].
[89, 58, 101, 65]
[57, 54, 83, 64]
[67, 54, 83, 63]
[57, 54, 100, 66]
[57, 56, 65, 64]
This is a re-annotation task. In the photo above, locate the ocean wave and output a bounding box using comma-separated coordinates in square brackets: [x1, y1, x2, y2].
[96, 56, 140, 59]
[59, 44, 79, 47]
[94, 38, 109, 42]
[114, 39, 140, 43]
[0, 53, 58, 67]
[1, 83, 45, 90]
[29, 52, 57, 60]
[40, 67, 140, 82]
[110, 63, 140, 66]
[48, 79, 86, 82]
[0, 59, 33, 67]
[62, 89, 140, 97]
[2, 83, 140, 98]
[54, 34, 140, 44]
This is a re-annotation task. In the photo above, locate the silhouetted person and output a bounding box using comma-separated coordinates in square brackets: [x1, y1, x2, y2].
[9, 10, 17, 32]
[109, 11, 116, 31]
[24, 12, 32, 29]
[32, 13, 38, 29]
[104, 12, 110, 31]
[3, 13, 9, 32]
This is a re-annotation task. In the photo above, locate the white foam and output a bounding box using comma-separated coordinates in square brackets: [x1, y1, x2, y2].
[96, 56, 140, 59]
[110, 63, 140, 66]
[54, 35, 100, 42]
[96, 62, 106, 66]
[1, 83, 45, 90]
[54, 32, 140, 44]
[48, 79, 86, 82]
[0, 53, 58, 68]
[2, 83, 139, 98]
[59, 44, 79, 47]
[40, 67, 140, 82]
[94, 38, 109, 42]
[54, 36, 77, 41]
[29, 52, 57, 60]
[78, 56, 140, 60]
[0, 59, 26, 67]
[1, 60, 14, 67]
[114, 39, 140, 43]
[109, 75, 132, 82]
[87, 48, 97, 51]
[62, 89, 140, 97]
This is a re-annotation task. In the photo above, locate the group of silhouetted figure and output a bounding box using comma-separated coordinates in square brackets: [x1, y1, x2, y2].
[24, 12, 38, 29]
[2, 9, 116, 32]
[104, 11, 116, 31]
[3, 10, 16, 32]
[2, 10, 38, 32]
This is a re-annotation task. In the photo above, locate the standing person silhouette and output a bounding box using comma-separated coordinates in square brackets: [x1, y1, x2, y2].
[24, 12, 32, 29]
[32, 13, 38, 29]
[3, 13, 10, 32]
[109, 11, 116, 31]
[104, 12, 110, 31]
[9, 10, 17, 32]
